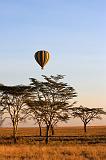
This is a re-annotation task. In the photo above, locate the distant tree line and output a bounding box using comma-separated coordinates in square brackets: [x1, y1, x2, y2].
[0, 75, 105, 144]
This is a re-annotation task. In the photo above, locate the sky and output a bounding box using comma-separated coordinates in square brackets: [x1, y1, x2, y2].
[0, 0, 106, 126]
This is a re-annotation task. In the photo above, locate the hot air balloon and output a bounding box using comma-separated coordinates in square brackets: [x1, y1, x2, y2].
[34, 50, 50, 69]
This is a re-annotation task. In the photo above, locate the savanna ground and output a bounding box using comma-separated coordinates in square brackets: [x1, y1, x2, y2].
[0, 126, 106, 160]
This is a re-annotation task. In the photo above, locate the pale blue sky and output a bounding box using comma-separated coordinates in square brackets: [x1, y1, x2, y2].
[0, 0, 106, 126]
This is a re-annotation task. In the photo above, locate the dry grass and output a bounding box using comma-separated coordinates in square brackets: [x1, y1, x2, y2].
[0, 126, 106, 137]
[0, 144, 105, 160]
[0, 126, 106, 159]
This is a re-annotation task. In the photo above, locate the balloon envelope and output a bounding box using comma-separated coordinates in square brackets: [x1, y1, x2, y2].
[34, 50, 50, 69]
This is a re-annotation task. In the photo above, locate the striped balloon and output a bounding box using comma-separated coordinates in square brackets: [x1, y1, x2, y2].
[34, 50, 50, 69]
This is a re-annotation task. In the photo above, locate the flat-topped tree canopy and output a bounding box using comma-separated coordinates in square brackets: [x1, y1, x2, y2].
[71, 105, 106, 132]
[0, 84, 31, 143]
[0, 85, 31, 96]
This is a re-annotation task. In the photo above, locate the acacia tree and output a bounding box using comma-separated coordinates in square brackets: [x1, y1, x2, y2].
[0, 84, 4, 126]
[0, 85, 30, 143]
[71, 106, 106, 132]
[27, 75, 77, 144]
[25, 100, 44, 137]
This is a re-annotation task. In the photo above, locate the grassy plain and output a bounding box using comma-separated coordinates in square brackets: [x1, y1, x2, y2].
[0, 126, 106, 160]
[0, 126, 106, 137]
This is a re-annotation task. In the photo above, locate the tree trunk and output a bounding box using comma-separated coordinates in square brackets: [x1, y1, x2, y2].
[39, 125, 42, 137]
[51, 125, 54, 135]
[45, 125, 49, 144]
[13, 126, 17, 144]
[84, 123, 87, 133]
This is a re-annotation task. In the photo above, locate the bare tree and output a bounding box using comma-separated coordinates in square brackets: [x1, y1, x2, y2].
[28, 75, 77, 144]
[71, 106, 106, 132]
[0, 85, 30, 143]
